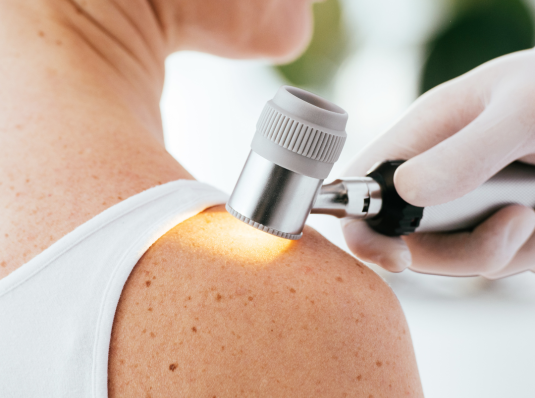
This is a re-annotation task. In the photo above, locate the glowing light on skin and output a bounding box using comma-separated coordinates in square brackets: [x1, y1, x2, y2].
[179, 206, 294, 265]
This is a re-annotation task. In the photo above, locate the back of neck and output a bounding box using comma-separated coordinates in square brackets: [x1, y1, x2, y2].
[0, 0, 193, 277]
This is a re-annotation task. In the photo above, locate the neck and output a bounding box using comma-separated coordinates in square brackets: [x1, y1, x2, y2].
[0, 0, 195, 276]
[2, 0, 171, 140]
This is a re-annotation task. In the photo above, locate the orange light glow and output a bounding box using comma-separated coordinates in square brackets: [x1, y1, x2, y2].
[188, 211, 295, 265]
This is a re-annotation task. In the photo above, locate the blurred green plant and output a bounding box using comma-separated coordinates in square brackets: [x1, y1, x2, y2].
[420, 0, 534, 94]
[274, 0, 349, 94]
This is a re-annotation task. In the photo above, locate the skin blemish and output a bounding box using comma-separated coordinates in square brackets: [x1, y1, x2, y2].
[0, 261, 6, 267]
[235, 287, 247, 296]
[192, 327, 197, 333]
[145, 281, 151, 287]
[187, 296, 192, 301]
[56, 40, 62, 46]
[216, 294, 222, 301]
[357, 375, 362, 381]
[289, 288, 296, 293]
[248, 296, 253, 301]
[148, 307, 153, 311]
[142, 329, 146, 334]
[150, 332, 155, 338]
[152, 276, 156, 280]
[169, 363, 177, 371]
[376, 361, 382, 367]
[336, 277, 344, 282]
[38, 31, 45, 37]
[221, 346, 225, 351]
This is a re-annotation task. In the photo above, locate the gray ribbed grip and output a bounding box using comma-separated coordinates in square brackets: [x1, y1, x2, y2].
[256, 103, 346, 164]
[250, 86, 348, 179]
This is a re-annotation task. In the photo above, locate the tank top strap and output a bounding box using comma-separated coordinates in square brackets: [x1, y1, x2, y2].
[0, 180, 228, 397]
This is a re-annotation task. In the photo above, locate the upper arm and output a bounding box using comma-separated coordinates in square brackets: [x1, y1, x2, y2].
[108, 205, 423, 397]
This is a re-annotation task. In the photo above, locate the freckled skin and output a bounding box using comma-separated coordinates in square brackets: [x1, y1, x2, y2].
[1, 1, 421, 395]
[108, 206, 423, 397]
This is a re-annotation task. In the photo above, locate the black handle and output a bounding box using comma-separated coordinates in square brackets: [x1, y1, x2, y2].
[365, 160, 424, 236]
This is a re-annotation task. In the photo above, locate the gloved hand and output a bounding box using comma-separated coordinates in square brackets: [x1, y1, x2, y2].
[342, 48, 535, 279]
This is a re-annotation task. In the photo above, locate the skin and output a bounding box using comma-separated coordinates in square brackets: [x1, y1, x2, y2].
[109, 207, 422, 397]
[0, 0, 423, 396]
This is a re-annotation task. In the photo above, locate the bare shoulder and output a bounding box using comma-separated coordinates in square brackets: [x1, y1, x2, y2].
[108, 205, 423, 397]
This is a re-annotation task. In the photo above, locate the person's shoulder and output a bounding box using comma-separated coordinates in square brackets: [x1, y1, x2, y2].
[108, 205, 423, 397]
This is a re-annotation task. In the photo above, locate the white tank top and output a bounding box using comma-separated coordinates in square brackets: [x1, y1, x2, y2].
[0, 180, 228, 397]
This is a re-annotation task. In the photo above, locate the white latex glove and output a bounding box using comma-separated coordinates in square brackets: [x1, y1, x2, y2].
[342, 48, 535, 279]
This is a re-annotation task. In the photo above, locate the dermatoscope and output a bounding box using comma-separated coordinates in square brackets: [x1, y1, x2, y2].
[226, 86, 535, 239]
